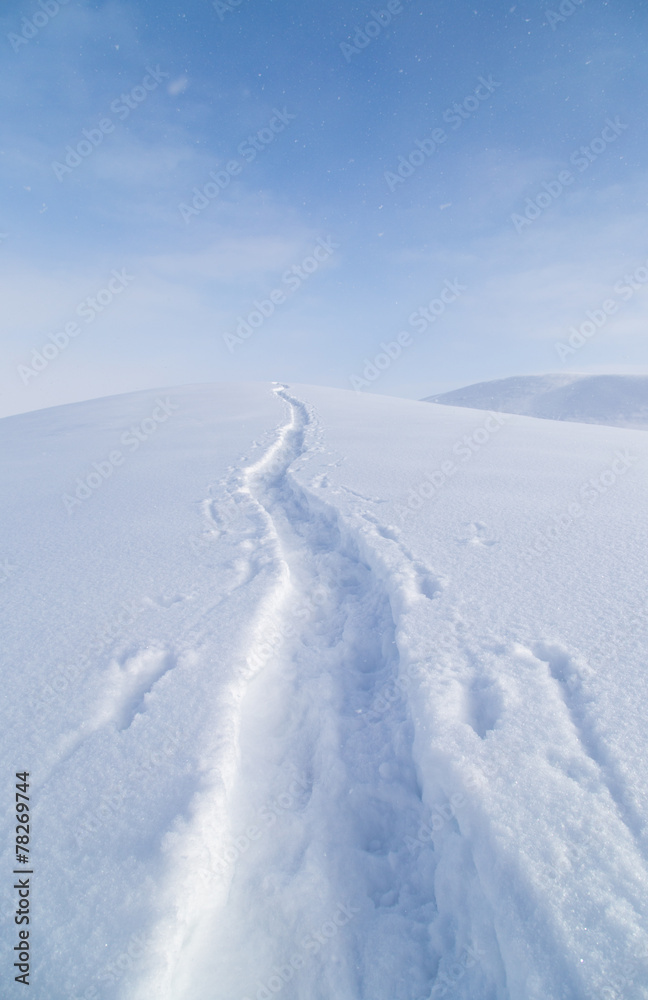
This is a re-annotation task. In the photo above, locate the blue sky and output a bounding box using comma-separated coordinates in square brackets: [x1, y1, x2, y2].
[1, 0, 647, 416]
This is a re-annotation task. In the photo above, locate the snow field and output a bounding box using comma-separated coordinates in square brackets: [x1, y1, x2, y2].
[1, 382, 647, 999]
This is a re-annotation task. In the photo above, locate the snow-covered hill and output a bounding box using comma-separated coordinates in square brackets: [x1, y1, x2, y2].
[424, 373, 648, 429]
[1, 382, 647, 1000]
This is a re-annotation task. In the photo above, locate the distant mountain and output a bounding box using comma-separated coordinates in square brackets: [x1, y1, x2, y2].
[423, 374, 648, 429]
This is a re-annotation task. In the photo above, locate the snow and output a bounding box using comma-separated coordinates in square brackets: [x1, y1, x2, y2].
[1, 381, 648, 1000]
[424, 373, 648, 429]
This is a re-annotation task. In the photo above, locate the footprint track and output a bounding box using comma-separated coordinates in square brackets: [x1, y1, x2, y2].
[531, 640, 647, 854]
[96, 646, 177, 731]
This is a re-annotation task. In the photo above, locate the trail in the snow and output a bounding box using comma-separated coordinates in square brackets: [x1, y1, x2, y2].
[129, 384, 496, 1000]
[176, 385, 450, 1000]
[533, 641, 648, 855]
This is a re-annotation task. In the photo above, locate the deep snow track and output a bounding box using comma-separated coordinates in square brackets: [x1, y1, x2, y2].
[202, 385, 448, 1000]
[132, 385, 471, 1000]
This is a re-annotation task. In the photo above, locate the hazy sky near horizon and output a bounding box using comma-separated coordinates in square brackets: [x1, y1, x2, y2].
[1, 0, 647, 417]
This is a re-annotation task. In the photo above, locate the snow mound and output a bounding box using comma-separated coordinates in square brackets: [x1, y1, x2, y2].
[424, 374, 648, 428]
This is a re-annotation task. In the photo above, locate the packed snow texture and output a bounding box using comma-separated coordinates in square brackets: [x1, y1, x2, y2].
[424, 373, 648, 429]
[1, 382, 647, 1000]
